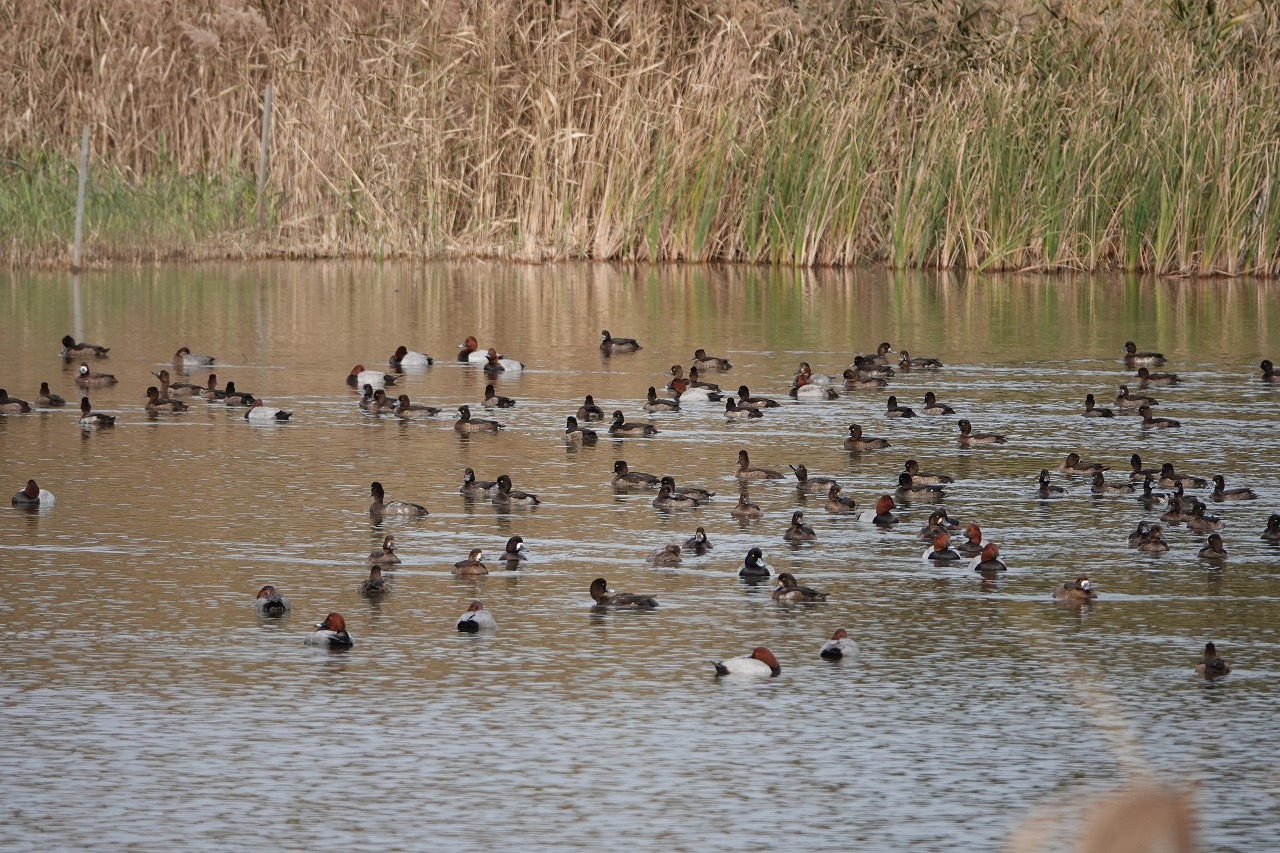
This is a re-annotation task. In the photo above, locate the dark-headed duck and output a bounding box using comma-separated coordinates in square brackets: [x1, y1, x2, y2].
[360, 566, 391, 595]
[1136, 367, 1178, 386]
[957, 419, 1006, 445]
[34, 382, 67, 407]
[589, 577, 657, 608]
[1083, 394, 1114, 417]
[1115, 384, 1158, 410]
[565, 415, 598, 444]
[1211, 474, 1256, 501]
[735, 450, 783, 479]
[455, 405, 502, 433]
[483, 383, 515, 408]
[644, 386, 680, 413]
[1139, 405, 1180, 428]
[78, 397, 115, 428]
[577, 395, 605, 421]
[608, 410, 658, 437]
[460, 468, 498, 497]
[731, 490, 764, 519]
[899, 350, 942, 370]
[737, 385, 779, 410]
[493, 474, 539, 506]
[600, 330, 642, 354]
[174, 346, 215, 368]
[845, 424, 890, 451]
[684, 527, 712, 555]
[1197, 533, 1227, 560]
[739, 546, 771, 577]
[612, 460, 660, 488]
[646, 543, 683, 565]
[772, 572, 826, 601]
[725, 398, 764, 419]
[920, 392, 955, 415]
[790, 464, 836, 494]
[825, 482, 858, 513]
[369, 534, 401, 565]
[1123, 341, 1166, 366]
[452, 548, 489, 575]
[885, 395, 916, 418]
[369, 481, 428, 517]
[692, 348, 731, 370]
[1262, 514, 1280, 543]
[783, 510, 817, 542]
[74, 364, 117, 388]
[60, 335, 109, 358]
[1053, 576, 1097, 602]
[652, 484, 703, 509]
[1061, 452, 1108, 475]
[897, 472, 945, 501]
[1195, 642, 1231, 678]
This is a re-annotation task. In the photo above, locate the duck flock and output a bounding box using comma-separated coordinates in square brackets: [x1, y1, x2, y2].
[9, 331, 1279, 683]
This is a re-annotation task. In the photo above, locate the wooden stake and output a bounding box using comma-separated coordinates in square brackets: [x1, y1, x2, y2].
[71, 125, 89, 272]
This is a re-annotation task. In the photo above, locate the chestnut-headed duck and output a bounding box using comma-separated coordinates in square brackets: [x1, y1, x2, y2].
[1059, 452, 1109, 475]
[483, 384, 516, 409]
[773, 572, 827, 601]
[11, 479, 55, 506]
[493, 474, 540, 506]
[692, 348, 731, 370]
[1083, 394, 1115, 417]
[1262, 514, 1280, 543]
[898, 350, 943, 370]
[452, 548, 489, 575]
[825, 482, 859, 513]
[1037, 469, 1067, 496]
[1091, 472, 1135, 495]
[870, 494, 898, 527]
[173, 346, 215, 367]
[1158, 463, 1206, 489]
[254, 585, 291, 617]
[731, 490, 764, 519]
[483, 347, 524, 373]
[783, 510, 817, 541]
[1198, 534, 1227, 560]
[457, 601, 497, 633]
[360, 566, 391, 595]
[725, 398, 764, 419]
[1195, 642, 1231, 678]
[151, 369, 202, 397]
[845, 424, 890, 451]
[455, 404, 502, 433]
[790, 374, 839, 400]
[608, 410, 657, 437]
[917, 508, 959, 541]
[739, 546, 771, 577]
[1186, 502, 1225, 534]
[1053, 576, 1097, 602]
[736, 450, 783, 479]
[460, 468, 498, 497]
[955, 523, 986, 556]
[74, 364, 117, 388]
[1211, 474, 1256, 501]
[1137, 525, 1170, 553]
[969, 543, 1007, 573]
[922, 532, 961, 563]
[1138, 405, 1180, 428]
[457, 336, 488, 363]
[0, 390, 32, 414]
[60, 335, 109, 358]
[789, 464, 836, 494]
[885, 396, 916, 418]
[660, 476, 714, 502]
[612, 460, 659, 488]
[1136, 367, 1178, 386]
[305, 612, 353, 647]
[1115, 384, 1158, 410]
[919, 392, 955, 416]
[600, 330, 642, 353]
[78, 397, 115, 427]
[144, 386, 189, 413]
[347, 364, 397, 388]
[389, 345, 433, 367]
[713, 646, 781, 677]
[842, 368, 889, 390]
[860, 342, 895, 366]
[736, 386, 780, 410]
[653, 484, 703, 509]
[1123, 341, 1166, 367]
[369, 534, 401, 565]
[577, 395, 605, 421]
[819, 628, 860, 660]
[795, 363, 833, 386]
[957, 419, 1006, 445]
[1261, 359, 1278, 382]
[369, 481, 429, 517]
[897, 472, 945, 502]
[684, 527, 712, 554]
[647, 543, 683, 565]
[244, 399, 291, 421]
[501, 536, 527, 561]
[565, 415, 598, 444]
[644, 386, 680, 412]
[1128, 454, 1159, 480]
[589, 577, 657, 608]
[34, 382, 67, 407]
[395, 394, 441, 417]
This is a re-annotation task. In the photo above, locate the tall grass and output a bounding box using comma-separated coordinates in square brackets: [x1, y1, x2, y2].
[2, 0, 1279, 274]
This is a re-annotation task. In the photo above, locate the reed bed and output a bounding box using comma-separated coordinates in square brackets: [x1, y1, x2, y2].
[3, 0, 1279, 273]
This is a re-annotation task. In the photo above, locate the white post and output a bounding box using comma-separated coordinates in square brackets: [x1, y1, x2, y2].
[72, 125, 89, 272]
[256, 84, 272, 239]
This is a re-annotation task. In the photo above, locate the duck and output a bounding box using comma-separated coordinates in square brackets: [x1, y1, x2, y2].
[1123, 341, 1166, 367]
[969, 543, 1007, 573]
[253, 585, 291, 617]
[783, 510, 817, 542]
[144, 386, 189, 413]
[454, 405, 502, 433]
[612, 460, 660, 488]
[483, 347, 524, 374]
[600, 330, 642, 353]
[684, 527, 712, 555]
[860, 342, 895, 366]
[671, 379, 724, 404]
[646, 544, 683, 565]
[678, 365, 722, 391]
[394, 394, 441, 418]
[577, 395, 605, 421]
[173, 346, 215, 368]
[198, 374, 228, 401]
[589, 577, 657, 608]
[825, 482, 859, 513]
[790, 464, 837, 494]
[897, 472, 945, 501]
[1186, 502, 1225, 533]
[795, 362, 833, 386]
[773, 572, 827, 601]
[841, 367, 889, 389]
[789, 374, 839, 400]
[739, 546, 771, 577]
[1083, 394, 1115, 417]
[692, 348, 731, 370]
[1140, 525, 1174, 553]
[957, 419, 1006, 445]
[955, 523, 987, 556]
[731, 490, 764, 519]
[459, 468, 498, 497]
[151, 369, 203, 397]
[1139, 405, 1180, 428]
[845, 424, 890, 451]
[501, 536, 527, 562]
[1060, 452, 1108, 475]
[1091, 472, 1135, 495]
[1261, 359, 1278, 382]
[653, 484, 703, 509]
[919, 392, 955, 415]
[34, 382, 67, 407]
[1128, 454, 1160, 480]
[457, 601, 497, 633]
[483, 384, 516, 408]
[1195, 642, 1231, 678]
[660, 475, 715, 502]
[1115, 384, 1158, 410]
[452, 548, 489, 575]
[885, 395, 916, 418]
[1136, 367, 1178, 386]
[819, 628, 860, 660]
[1262, 514, 1280, 543]
[369, 481, 429, 517]
[1053, 576, 1098, 602]
[735, 449, 784, 479]
[60, 335, 110, 358]
[644, 386, 681, 412]
[1037, 469, 1067, 496]
[74, 363, 117, 388]
[221, 381, 255, 407]
[1198, 533, 1227, 560]
[389, 345, 433, 367]
[736, 385, 780, 410]
[922, 532, 961, 563]
[564, 415, 598, 444]
[347, 364, 397, 388]
[360, 566, 391, 595]
[917, 508, 959, 541]
[492, 474, 540, 507]
[77, 397, 115, 427]
[898, 350, 943, 370]
[848, 355, 894, 378]
[243, 399, 291, 421]
[725, 395, 765, 419]
[1137, 475, 1169, 508]
[608, 410, 658, 437]
[870, 494, 898, 527]
[1211, 474, 1256, 501]
[11, 479, 55, 506]
[368, 535, 401, 565]
[0, 390, 32, 413]
[713, 647, 781, 677]
[304, 613, 353, 648]
[1160, 496, 1192, 525]
[1127, 520, 1153, 546]
[457, 335, 489, 363]
[1157, 463, 1206, 489]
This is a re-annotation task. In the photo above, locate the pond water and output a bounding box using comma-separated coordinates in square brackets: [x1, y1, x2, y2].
[1, 263, 1278, 851]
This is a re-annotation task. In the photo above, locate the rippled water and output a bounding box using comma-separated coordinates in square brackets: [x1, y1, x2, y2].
[1, 264, 1278, 851]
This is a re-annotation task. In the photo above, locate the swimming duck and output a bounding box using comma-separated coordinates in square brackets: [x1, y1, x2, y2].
[565, 415, 598, 444]
[670, 380, 723, 403]
[957, 419, 1006, 445]
[860, 342, 895, 366]
[360, 566, 391, 595]
[713, 646, 780, 677]
[669, 365, 721, 392]
[1091, 472, 1135, 495]
[493, 474, 540, 506]
[1083, 394, 1115, 417]
[1123, 341, 1166, 367]
[795, 363, 834, 386]
[1060, 453, 1109, 475]
[849, 356, 895, 378]
[1157, 463, 1206, 489]
[457, 336, 489, 363]
[1128, 454, 1160, 480]
[151, 369, 203, 397]
[198, 374, 229, 401]
[77, 397, 115, 427]
[452, 548, 489, 575]
[841, 368, 889, 390]
[369, 535, 401, 565]
[589, 577, 657, 608]
[969, 543, 1007, 573]
[646, 543, 683, 565]
[885, 395, 916, 418]
[790, 374, 839, 400]
[783, 510, 817, 541]
[501, 536, 527, 562]
[11, 479, 55, 506]
[922, 532, 961, 563]
[389, 345, 433, 368]
[1136, 367, 1178, 386]
[608, 410, 658, 437]
[74, 364, 117, 388]
[1262, 514, 1280, 543]
[483, 384, 515, 408]
[60, 335, 109, 358]
[34, 382, 67, 407]
[773, 572, 827, 601]
[898, 350, 943, 370]
[845, 424, 890, 451]
[1198, 534, 1227, 560]
[1115, 385, 1158, 410]
[394, 394, 441, 418]
[600, 330, 642, 354]
[173, 346, 215, 368]
[459, 468, 498, 497]
[483, 347, 524, 374]
[221, 381, 255, 407]
[897, 472, 946, 501]
[144, 386, 189, 413]
[825, 482, 859, 513]
[739, 546, 771, 577]
[644, 386, 681, 413]
[917, 508, 960, 541]
[660, 476, 715, 502]
[1195, 642, 1231, 678]
[653, 484, 703, 509]
[955, 523, 987, 556]
[790, 464, 837, 494]
[919, 392, 955, 415]
[870, 494, 898, 527]
[736, 385, 780, 410]
[305, 612, 353, 647]
[1053, 576, 1098, 602]
[1036, 469, 1067, 496]
[1127, 520, 1153, 546]
[1137, 475, 1169, 508]
[819, 628, 860, 660]
[735, 450, 783, 480]
[0, 390, 33, 413]
[244, 399, 291, 421]
[1160, 496, 1192, 525]
[684, 527, 712, 555]
[369, 481, 429, 517]
[347, 364, 397, 388]
[1211, 474, 1256, 501]
[1139, 405, 1180, 428]
[254, 585, 291, 617]
[1261, 360, 1278, 382]
[1186, 502, 1225, 533]
[692, 348, 731, 370]
[457, 601, 497, 633]
[577, 395, 605, 421]
[455, 405, 502, 433]
[725, 396, 765, 419]
[731, 490, 764, 519]
[612, 460, 660, 488]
